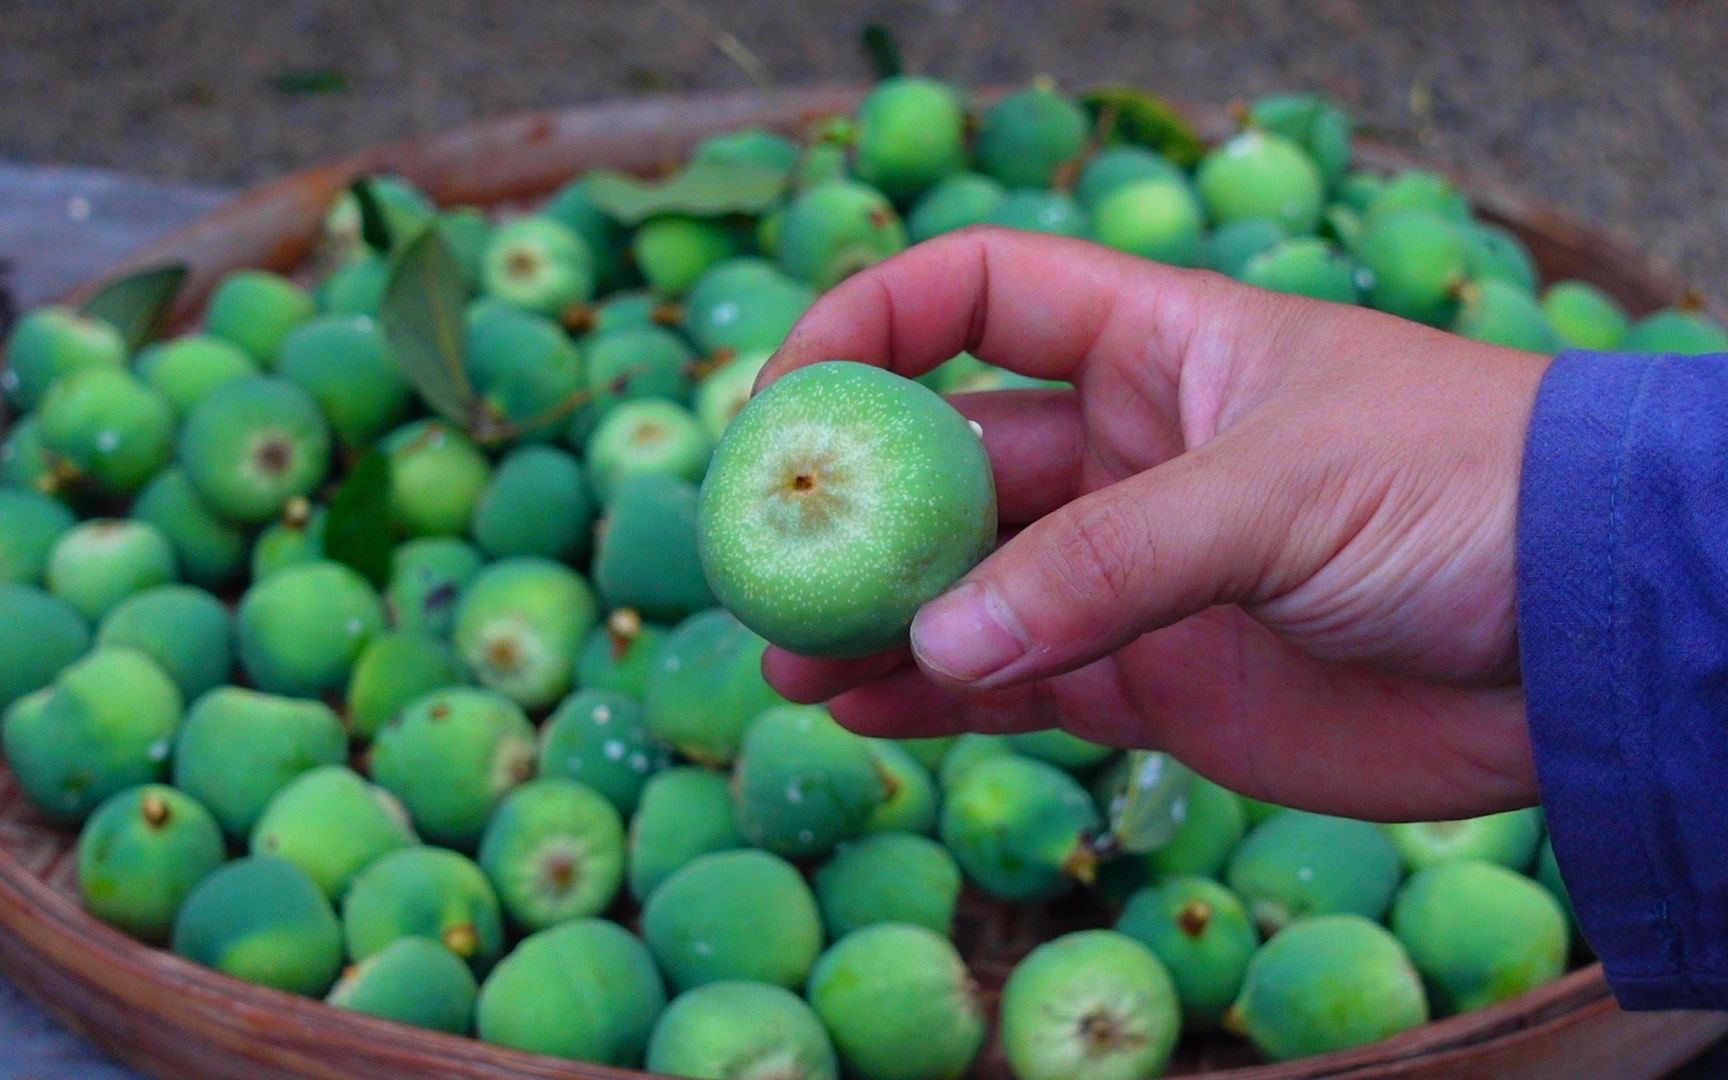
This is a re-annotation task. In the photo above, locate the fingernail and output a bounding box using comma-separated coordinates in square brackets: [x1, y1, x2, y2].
[911, 582, 1026, 683]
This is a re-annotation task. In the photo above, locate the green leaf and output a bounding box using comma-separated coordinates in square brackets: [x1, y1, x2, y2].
[1106, 751, 1195, 855]
[581, 160, 792, 225]
[379, 228, 476, 428]
[861, 24, 903, 80]
[322, 450, 393, 588]
[348, 177, 394, 253]
[1082, 86, 1206, 168]
[78, 263, 187, 353]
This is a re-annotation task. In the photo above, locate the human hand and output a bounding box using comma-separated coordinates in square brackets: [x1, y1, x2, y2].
[756, 227, 1552, 822]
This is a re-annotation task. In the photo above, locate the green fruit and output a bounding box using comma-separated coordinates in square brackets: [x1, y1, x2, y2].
[643, 608, 783, 765]
[1226, 810, 1405, 935]
[1196, 131, 1325, 235]
[0, 417, 62, 496]
[1365, 169, 1470, 224]
[76, 784, 226, 941]
[896, 736, 955, 771]
[648, 980, 838, 1080]
[585, 398, 712, 501]
[172, 686, 346, 837]
[1358, 209, 1468, 325]
[906, 172, 1007, 243]
[594, 473, 716, 623]
[250, 499, 325, 581]
[1005, 729, 1115, 772]
[316, 252, 391, 316]
[573, 324, 697, 440]
[463, 301, 586, 442]
[477, 777, 625, 930]
[538, 689, 668, 816]
[0, 583, 90, 709]
[1228, 914, 1429, 1061]
[542, 175, 632, 292]
[276, 314, 411, 446]
[808, 923, 985, 1080]
[179, 376, 332, 524]
[3, 305, 128, 410]
[681, 257, 778, 325]
[975, 82, 1089, 190]
[814, 832, 961, 940]
[327, 937, 478, 1034]
[370, 687, 537, 849]
[1248, 93, 1353, 187]
[1240, 237, 1362, 303]
[693, 349, 772, 441]
[0, 487, 74, 585]
[635, 215, 743, 296]
[581, 288, 671, 335]
[984, 190, 1090, 237]
[131, 468, 248, 589]
[1076, 146, 1186, 209]
[472, 444, 595, 562]
[861, 739, 938, 834]
[627, 766, 743, 903]
[1460, 221, 1539, 292]
[96, 585, 233, 702]
[250, 765, 417, 899]
[321, 175, 435, 261]
[236, 560, 386, 696]
[1542, 280, 1629, 350]
[733, 705, 888, 858]
[171, 856, 343, 995]
[383, 419, 491, 538]
[854, 76, 967, 201]
[699, 361, 997, 658]
[453, 557, 598, 709]
[684, 277, 812, 358]
[203, 270, 316, 366]
[692, 127, 803, 170]
[1383, 807, 1544, 872]
[1091, 177, 1203, 264]
[134, 334, 258, 418]
[1146, 774, 1247, 880]
[574, 608, 667, 699]
[37, 367, 174, 495]
[475, 917, 665, 1063]
[46, 519, 177, 621]
[481, 216, 595, 317]
[642, 849, 822, 991]
[1621, 309, 1728, 355]
[345, 630, 464, 740]
[342, 845, 505, 974]
[1000, 929, 1179, 1080]
[1117, 876, 1258, 1028]
[939, 755, 1100, 901]
[1391, 860, 1567, 1015]
[776, 181, 907, 291]
[1533, 838, 1581, 945]
[385, 536, 482, 638]
[935, 733, 1011, 790]
[1336, 170, 1385, 213]
[1453, 279, 1561, 352]
[1239, 794, 1288, 826]
[1204, 218, 1289, 277]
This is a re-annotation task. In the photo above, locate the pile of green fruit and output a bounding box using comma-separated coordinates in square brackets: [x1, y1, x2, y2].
[1, 65, 1710, 1079]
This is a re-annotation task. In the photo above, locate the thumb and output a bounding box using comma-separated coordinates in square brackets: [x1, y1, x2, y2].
[909, 429, 1302, 689]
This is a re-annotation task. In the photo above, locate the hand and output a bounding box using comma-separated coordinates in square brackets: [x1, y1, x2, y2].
[756, 227, 1552, 822]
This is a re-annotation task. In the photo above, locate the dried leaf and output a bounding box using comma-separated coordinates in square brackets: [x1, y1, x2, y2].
[79, 263, 187, 353]
[379, 228, 476, 427]
[581, 160, 791, 225]
[322, 450, 393, 588]
[1082, 86, 1206, 168]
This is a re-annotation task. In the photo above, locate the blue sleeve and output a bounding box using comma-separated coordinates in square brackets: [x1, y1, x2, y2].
[1519, 348, 1728, 1009]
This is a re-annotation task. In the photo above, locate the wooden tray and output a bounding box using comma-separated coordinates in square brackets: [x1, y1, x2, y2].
[3, 84, 1725, 1080]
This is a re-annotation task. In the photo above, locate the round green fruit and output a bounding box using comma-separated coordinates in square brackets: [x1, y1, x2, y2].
[974, 81, 1089, 190]
[342, 845, 505, 974]
[983, 190, 1090, 237]
[1452, 279, 1561, 352]
[452, 557, 598, 709]
[907, 172, 1007, 243]
[178, 375, 331, 524]
[236, 560, 386, 697]
[463, 300, 587, 442]
[693, 349, 772, 442]
[0, 487, 74, 586]
[1204, 218, 1288, 277]
[131, 468, 249, 589]
[171, 856, 343, 996]
[585, 398, 712, 502]
[854, 76, 967, 201]
[574, 608, 667, 699]
[382, 419, 491, 538]
[480, 216, 594, 317]
[1000, 929, 1180, 1080]
[813, 832, 961, 940]
[861, 739, 938, 835]
[1357, 209, 1468, 326]
[250, 765, 417, 900]
[327, 936, 478, 1034]
[172, 687, 346, 838]
[648, 981, 838, 1080]
[1005, 728, 1114, 772]
[538, 689, 668, 816]
[276, 314, 411, 446]
[477, 778, 626, 931]
[594, 474, 716, 623]
[642, 608, 784, 766]
[471, 444, 594, 562]
[202, 270, 316, 367]
[345, 630, 465, 741]
[1146, 774, 1248, 880]
[77, 784, 226, 941]
[96, 584, 233, 702]
[1459, 221, 1539, 292]
[939, 753, 1100, 901]
[1116, 876, 1258, 1028]
[1196, 130, 1325, 235]
[369, 687, 537, 850]
[634, 215, 742, 296]
[1091, 177, 1204, 265]
[1225, 810, 1405, 935]
[385, 536, 483, 638]
[36, 367, 174, 495]
[3, 305, 128, 410]
[1365, 169, 1470, 224]
[47, 518, 177, 622]
[732, 705, 887, 858]
[1248, 93, 1354, 187]
[776, 182, 907, 291]
[1542, 280, 1629, 351]
[1383, 807, 1544, 873]
[0, 583, 90, 710]
[1240, 237, 1362, 304]
[627, 766, 744, 903]
[1076, 146, 1186, 210]
[641, 849, 822, 992]
[1621, 309, 1728, 356]
[250, 498, 325, 581]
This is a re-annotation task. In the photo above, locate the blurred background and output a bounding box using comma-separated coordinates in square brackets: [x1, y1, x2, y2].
[1, 0, 1725, 305]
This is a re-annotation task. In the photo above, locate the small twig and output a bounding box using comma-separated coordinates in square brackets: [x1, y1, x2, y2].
[654, 0, 774, 92]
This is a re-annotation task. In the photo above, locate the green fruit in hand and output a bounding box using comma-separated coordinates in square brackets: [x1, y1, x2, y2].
[172, 686, 346, 837]
[808, 923, 986, 1080]
[585, 398, 712, 501]
[472, 444, 595, 562]
[642, 849, 821, 991]
[643, 608, 784, 765]
[814, 832, 961, 940]
[3, 305, 128, 410]
[574, 608, 667, 699]
[854, 76, 967, 201]
[1358, 209, 1468, 326]
[476, 917, 665, 1064]
[1076, 146, 1186, 209]
[481, 216, 595, 317]
[907, 172, 1007, 243]
[203, 270, 316, 366]
[1460, 221, 1539, 292]
[595, 474, 716, 623]
[984, 190, 1090, 237]
[1240, 237, 1362, 304]
[974, 81, 1088, 190]
[648, 980, 838, 1080]
[276, 314, 411, 446]
[1005, 729, 1114, 772]
[385, 537, 482, 638]
[179, 376, 331, 524]
[732, 705, 887, 858]
[0, 487, 74, 585]
[1000, 929, 1179, 1080]
[453, 557, 598, 709]
[250, 765, 416, 900]
[1228, 914, 1429, 1061]
[0, 583, 90, 710]
[1542, 280, 1629, 350]
[327, 937, 478, 1034]
[1452, 279, 1561, 352]
[250, 499, 325, 581]
[1091, 177, 1204, 265]
[463, 301, 586, 442]
[77, 784, 226, 941]
[135, 334, 257, 419]
[693, 349, 772, 441]
[171, 856, 343, 996]
[97, 584, 233, 702]
[1383, 807, 1544, 872]
[131, 468, 248, 589]
[345, 630, 465, 740]
[1196, 131, 1325, 235]
[1205, 218, 1288, 277]
[1365, 169, 1470, 224]
[37, 368, 174, 495]
[1226, 810, 1404, 934]
[627, 766, 743, 903]
[1147, 774, 1248, 880]
[343, 845, 505, 974]
[370, 687, 537, 849]
[635, 215, 742, 296]
[698, 361, 997, 658]
[1117, 876, 1258, 1028]
[477, 778, 625, 930]
[538, 689, 668, 816]
[776, 182, 907, 291]
[939, 755, 1100, 901]
[1621, 309, 1728, 356]
[47, 519, 177, 621]
[861, 739, 938, 835]
[236, 560, 386, 696]
[1390, 860, 1567, 1015]
[1248, 93, 1354, 187]
[382, 419, 491, 538]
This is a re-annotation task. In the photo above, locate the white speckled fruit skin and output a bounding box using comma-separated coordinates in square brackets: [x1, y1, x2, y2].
[697, 361, 996, 658]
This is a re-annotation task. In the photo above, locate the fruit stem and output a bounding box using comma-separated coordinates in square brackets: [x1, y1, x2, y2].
[1176, 899, 1213, 938]
[443, 923, 480, 957]
[140, 793, 171, 828]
